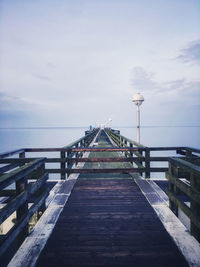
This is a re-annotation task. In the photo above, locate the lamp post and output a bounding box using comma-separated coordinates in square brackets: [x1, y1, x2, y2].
[132, 93, 144, 144]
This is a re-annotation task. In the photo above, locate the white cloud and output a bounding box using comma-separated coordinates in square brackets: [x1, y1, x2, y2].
[176, 40, 200, 64]
[130, 66, 200, 107]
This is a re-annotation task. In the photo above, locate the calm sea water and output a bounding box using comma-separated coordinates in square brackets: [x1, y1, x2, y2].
[0, 126, 199, 153]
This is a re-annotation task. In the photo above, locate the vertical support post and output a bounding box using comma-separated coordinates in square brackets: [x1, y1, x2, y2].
[168, 163, 178, 216]
[66, 149, 72, 178]
[145, 148, 150, 178]
[16, 176, 28, 244]
[61, 151, 66, 180]
[75, 144, 79, 166]
[186, 149, 192, 157]
[124, 140, 127, 157]
[37, 163, 46, 219]
[19, 151, 25, 167]
[190, 173, 200, 241]
[138, 148, 143, 176]
[136, 105, 140, 144]
[130, 143, 133, 166]
[19, 151, 25, 159]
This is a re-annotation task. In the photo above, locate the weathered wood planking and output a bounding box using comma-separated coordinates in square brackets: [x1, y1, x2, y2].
[35, 131, 189, 267]
[35, 179, 189, 267]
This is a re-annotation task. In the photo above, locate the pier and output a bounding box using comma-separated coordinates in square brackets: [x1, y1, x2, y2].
[0, 129, 200, 266]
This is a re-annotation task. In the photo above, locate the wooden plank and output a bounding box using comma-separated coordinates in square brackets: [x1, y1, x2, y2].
[72, 147, 142, 152]
[35, 179, 189, 267]
[0, 158, 36, 164]
[0, 189, 15, 197]
[67, 167, 168, 174]
[29, 173, 48, 195]
[0, 149, 25, 159]
[169, 158, 200, 175]
[0, 191, 48, 257]
[166, 190, 200, 231]
[0, 191, 28, 225]
[185, 147, 200, 154]
[150, 147, 186, 151]
[65, 157, 146, 163]
[45, 167, 168, 174]
[0, 156, 169, 165]
[0, 158, 46, 191]
[0, 163, 19, 174]
[166, 172, 200, 204]
[24, 147, 143, 152]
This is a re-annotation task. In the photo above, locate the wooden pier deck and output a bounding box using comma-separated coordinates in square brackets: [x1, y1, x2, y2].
[35, 131, 189, 267]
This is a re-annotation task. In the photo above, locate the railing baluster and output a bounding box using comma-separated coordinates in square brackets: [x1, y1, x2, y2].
[190, 173, 200, 240]
[16, 176, 29, 244]
[60, 151, 66, 180]
[145, 148, 150, 178]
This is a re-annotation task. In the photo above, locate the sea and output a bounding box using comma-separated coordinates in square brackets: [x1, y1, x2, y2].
[0, 126, 199, 153]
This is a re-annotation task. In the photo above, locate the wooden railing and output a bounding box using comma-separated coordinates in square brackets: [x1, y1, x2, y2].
[0, 157, 48, 261]
[166, 156, 200, 242]
[0, 129, 199, 248]
[106, 128, 147, 176]
[106, 128, 200, 178]
[0, 129, 199, 180]
[60, 128, 99, 179]
[0, 129, 99, 180]
[1, 147, 198, 178]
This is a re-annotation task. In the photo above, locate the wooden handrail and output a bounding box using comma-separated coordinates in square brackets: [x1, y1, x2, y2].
[0, 149, 25, 159]
[0, 157, 49, 260]
[167, 156, 200, 242]
[0, 158, 46, 190]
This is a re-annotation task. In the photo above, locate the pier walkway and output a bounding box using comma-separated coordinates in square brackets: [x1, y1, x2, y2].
[35, 131, 188, 267]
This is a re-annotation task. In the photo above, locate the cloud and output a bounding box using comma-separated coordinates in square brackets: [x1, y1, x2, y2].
[130, 67, 155, 91]
[176, 40, 200, 64]
[47, 62, 56, 69]
[0, 91, 20, 104]
[130, 66, 200, 106]
[0, 90, 60, 112]
[33, 74, 51, 81]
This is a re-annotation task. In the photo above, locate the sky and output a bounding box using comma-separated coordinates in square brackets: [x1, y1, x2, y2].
[0, 0, 200, 128]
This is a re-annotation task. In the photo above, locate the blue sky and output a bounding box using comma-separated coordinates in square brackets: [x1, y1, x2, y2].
[0, 0, 200, 127]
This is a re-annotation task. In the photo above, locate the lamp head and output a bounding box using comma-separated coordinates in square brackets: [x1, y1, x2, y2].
[132, 93, 144, 106]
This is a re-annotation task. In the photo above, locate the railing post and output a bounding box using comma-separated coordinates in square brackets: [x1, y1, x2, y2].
[168, 163, 178, 216]
[130, 143, 133, 166]
[16, 176, 28, 244]
[190, 173, 200, 241]
[75, 144, 79, 166]
[139, 148, 143, 176]
[61, 151, 66, 180]
[186, 149, 192, 157]
[19, 151, 25, 159]
[66, 149, 72, 178]
[145, 148, 150, 178]
[19, 151, 25, 167]
[37, 163, 46, 219]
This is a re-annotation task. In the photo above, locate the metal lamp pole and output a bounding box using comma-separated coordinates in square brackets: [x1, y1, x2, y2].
[132, 93, 144, 144]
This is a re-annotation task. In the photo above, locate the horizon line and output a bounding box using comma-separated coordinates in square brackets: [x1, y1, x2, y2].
[0, 125, 200, 130]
